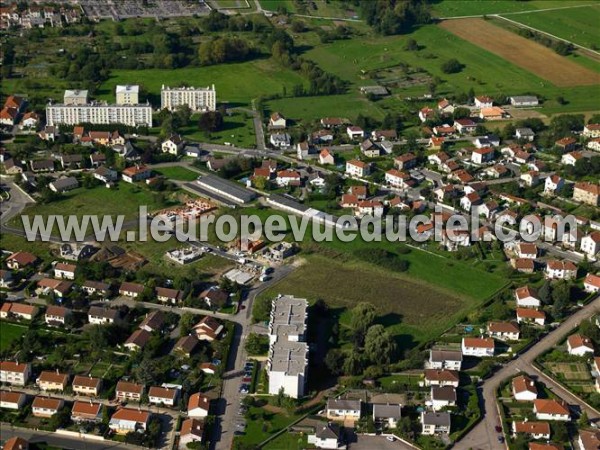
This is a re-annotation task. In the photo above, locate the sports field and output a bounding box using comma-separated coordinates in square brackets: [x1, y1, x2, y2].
[499, 4, 600, 50]
[439, 18, 600, 87]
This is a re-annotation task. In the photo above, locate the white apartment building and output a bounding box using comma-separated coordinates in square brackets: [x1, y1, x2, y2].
[160, 85, 216, 112]
[268, 295, 308, 344]
[116, 85, 139, 105]
[63, 89, 88, 105]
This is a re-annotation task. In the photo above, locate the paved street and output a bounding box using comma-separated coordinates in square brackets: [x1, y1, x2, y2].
[456, 294, 600, 450]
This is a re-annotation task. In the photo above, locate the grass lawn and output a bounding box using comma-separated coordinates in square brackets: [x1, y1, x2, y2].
[10, 183, 176, 233]
[179, 111, 257, 148]
[235, 404, 303, 447]
[498, 4, 600, 50]
[259, 0, 296, 12]
[430, 0, 597, 18]
[263, 432, 308, 450]
[0, 322, 27, 351]
[260, 253, 507, 348]
[98, 59, 306, 106]
[0, 234, 54, 262]
[155, 166, 199, 182]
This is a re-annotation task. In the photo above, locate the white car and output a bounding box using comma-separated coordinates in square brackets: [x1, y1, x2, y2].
[386, 436, 396, 442]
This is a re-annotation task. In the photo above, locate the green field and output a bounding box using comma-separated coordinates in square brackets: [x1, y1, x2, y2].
[431, 1, 597, 18]
[500, 4, 600, 50]
[261, 253, 506, 347]
[180, 110, 257, 148]
[0, 322, 27, 351]
[155, 166, 200, 181]
[98, 60, 306, 106]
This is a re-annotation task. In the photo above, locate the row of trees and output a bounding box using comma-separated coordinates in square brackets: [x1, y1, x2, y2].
[360, 0, 431, 35]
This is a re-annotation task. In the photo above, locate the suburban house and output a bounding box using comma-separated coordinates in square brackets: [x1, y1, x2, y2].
[512, 421, 550, 440]
[71, 401, 103, 423]
[116, 381, 144, 402]
[37, 371, 68, 392]
[5, 251, 38, 269]
[580, 232, 600, 259]
[515, 127, 535, 141]
[385, 169, 412, 189]
[49, 177, 78, 193]
[193, 316, 223, 341]
[360, 139, 381, 157]
[161, 134, 184, 155]
[555, 137, 577, 152]
[269, 112, 286, 129]
[148, 386, 179, 407]
[179, 418, 205, 449]
[307, 422, 342, 449]
[346, 126, 364, 140]
[88, 306, 120, 325]
[394, 153, 417, 170]
[567, 334, 594, 356]
[515, 286, 541, 308]
[431, 386, 456, 410]
[583, 273, 600, 293]
[573, 182, 600, 206]
[544, 175, 564, 195]
[428, 349, 463, 370]
[461, 337, 495, 357]
[578, 430, 600, 450]
[424, 369, 460, 388]
[326, 398, 362, 421]
[516, 243, 537, 259]
[156, 287, 183, 304]
[345, 160, 370, 178]
[545, 260, 577, 280]
[72, 375, 102, 396]
[487, 322, 520, 341]
[454, 118, 477, 134]
[0, 361, 31, 386]
[319, 149, 334, 165]
[139, 311, 164, 332]
[270, 133, 291, 149]
[109, 408, 150, 434]
[173, 335, 199, 357]
[276, 169, 301, 187]
[475, 96, 493, 108]
[0, 303, 38, 321]
[562, 151, 584, 166]
[479, 107, 505, 120]
[372, 404, 402, 429]
[471, 147, 495, 164]
[121, 165, 152, 183]
[187, 393, 210, 418]
[32, 396, 64, 418]
[421, 411, 451, 435]
[93, 166, 118, 184]
[512, 375, 538, 401]
[199, 286, 229, 309]
[533, 399, 570, 421]
[124, 329, 152, 351]
[516, 308, 546, 326]
[0, 391, 27, 410]
[119, 281, 145, 297]
[44, 305, 71, 327]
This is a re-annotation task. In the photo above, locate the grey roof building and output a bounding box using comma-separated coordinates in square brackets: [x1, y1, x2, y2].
[195, 174, 256, 204]
[49, 176, 79, 193]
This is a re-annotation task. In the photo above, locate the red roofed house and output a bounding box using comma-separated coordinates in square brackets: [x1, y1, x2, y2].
[583, 273, 600, 293]
[44, 305, 71, 327]
[533, 399, 570, 421]
[188, 393, 211, 418]
[345, 160, 370, 178]
[423, 369, 459, 388]
[149, 386, 179, 407]
[121, 165, 151, 183]
[0, 390, 27, 410]
[475, 96, 493, 108]
[5, 251, 38, 270]
[346, 126, 364, 140]
[124, 329, 152, 351]
[71, 401, 103, 423]
[193, 316, 224, 342]
[394, 153, 417, 170]
[578, 429, 600, 450]
[319, 149, 334, 165]
[515, 286, 541, 308]
[545, 260, 577, 280]
[32, 396, 64, 418]
[471, 147, 495, 164]
[512, 421, 550, 440]
[580, 231, 600, 260]
[573, 182, 599, 206]
[516, 308, 546, 326]
[555, 137, 577, 152]
[116, 381, 144, 402]
[53, 262, 76, 279]
[109, 408, 151, 434]
[567, 334, 594, 356]
[180, 418, 205, 447]
[0, 302, 39, 321]
[512, 375, 538, 401]
[37, 371, 69, 392]
[461, 337, 494, 357]
[119, 281, 145, 298]
[583, 123, 600, 138]
[487, 322, 520, 341]
[276, 170, 301, 187]
[454, 118, 477, 134]
[3, 437, 29, 450]
[72, 375, 102, 397]
[0, 361, 31, 386]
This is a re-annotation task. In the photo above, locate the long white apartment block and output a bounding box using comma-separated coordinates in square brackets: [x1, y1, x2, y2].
[160, 85, 216, 112]
[268, 295, 308, 344]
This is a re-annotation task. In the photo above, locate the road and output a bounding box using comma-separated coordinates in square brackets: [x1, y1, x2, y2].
[0, 424, 145, 450]
[456, 294, 600, 450]
[0, 178, 34, 223]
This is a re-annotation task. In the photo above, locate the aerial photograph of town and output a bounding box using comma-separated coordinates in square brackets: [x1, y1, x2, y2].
[0, 0, 599, 450]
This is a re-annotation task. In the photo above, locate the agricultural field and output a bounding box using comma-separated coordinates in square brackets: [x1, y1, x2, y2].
[497, 4, 600, 50]
[260, 253, 506, 348]
[0, 322, 27, 351]
[439, 18, 600, 87]
[430, 0, 598, 18]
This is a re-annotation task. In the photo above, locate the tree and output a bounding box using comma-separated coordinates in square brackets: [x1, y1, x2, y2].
[325, 348, 345, 375]
[343, 351, 364, 375]
[538, 280, 552, 304]
[198, 111, 224, 133]
[441, 58, 463, 74]
[551, 282, 570, 319]
[364, 325, 397, 365]
[179, 312, 195, 337]
[551, 422, 568, 442]
[245, 333, 268, 355]
[350, 302, 376, 345]
[452, 107, 471, 120]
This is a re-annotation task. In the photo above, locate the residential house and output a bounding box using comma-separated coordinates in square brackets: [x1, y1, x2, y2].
[53, 262, 76, 279]
[372, 129, 398, 141]
[521, 171, 539, 187]
[119, 281, 144, 298]
[179, 418, 205, 449]
[429, 137, 446, 150]
[437, 98, 454, 114]
[431, 386, 456, 411]
[385, 169, 412, 189]
[124, 329, 151, 351]
[29, 159, 54, 172]
[296, 141, 311, 160]
[161, 134, 184, 155]
[578, 429, 600, 450]
[394, 153, 417, 170]
[276, 169, 301, 187]
[516, 243, 538, 260]
[580, 232, 600, 259]
[433, 125, 455, 137]
[320, 117, 349, 129]
[573, 182, 599, 206]
[515, 286, 541, 308]
[139, 310, 164, 332]
[516, 127, 535, 141]
[424, 369, 459, 388]
[148, 386, 179, 407]
[516, 308, 546, 326]
[269, 112, 286, 129]
[156, 287, 183, 305]
[461, 192, 482, 212]
[270, 133, 291, 149]
[461, 337, 495, 357]
[373, 404, 402, 429]
[583, 124, 600, 138]
[360, 139, 380, 158]
[428, 350, 463, 370]
[115, 381, 144, 402]
[193, 316, 224, 342]
[93, 166, 118, 184]
[454, 118, 477, 134]
[89, 153, 106, 167]
[475, 96, 493, 108]
[72, 375, 102, 396]
[44, 305, 71, 327]
[71, 401, 103, 423]
[0, 361, 31, 386]
[475, 135, 500, 148]
[545, 260, 577, 280]
[346, 126, 364, 140]
[471, 147, 495, 164]
[121, 165, 151, 183]
[555, 137, 577, 152]
[49, 177, 79, 194]
[544, 175, 564, 195]
[533, 399, 570, 421]
[109, 408, 150, 434]
[357, 200, 384, 217]
[419, 107, 435, 123]
[0, 391, 27, 410]
[88, 306, 120, 325]
[307, 422, 342, 449]
[319, 149, 334, 165]
[512, 421, 550, 440]
[0, 303, 38, 321]
[37, 371, 68, 392]
[512, 375, 538, 401]
[32, 396, 64, 418]
[480, 107, 505, 121]
[199, 363, 217, 375]
[567, 334, 594, 356]
[583, 273, 600, 293]
[487, 322, 520, 341]
[5, 252, 37, 270]
[173, 335, 199, 358]
[562, 151, 584, 166]
[200, 286, 229, 309]
[587, 137, 600, 152]
[421, 411, 451, 435]
[326, 398, 362, 421]
[184, 144, 203, 158]
[188, 393, 210, 418]
[345, 160, 370, 178]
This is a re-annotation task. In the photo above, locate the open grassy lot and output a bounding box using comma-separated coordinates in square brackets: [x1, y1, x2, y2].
[0, 322, 27, 351]
[155, 166, 199, 182]
[439, 18, 599, 87]
[261, 253, 505, 347]
[431, 1, 597, 18]
[498, 4, 600, 50]
[179, 110, 257, 148]
[0, 234, 54, 262]
[98, 59, 306, 106]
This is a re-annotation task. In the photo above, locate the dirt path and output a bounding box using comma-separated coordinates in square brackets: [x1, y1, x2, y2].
[439, 18, 600, 87]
